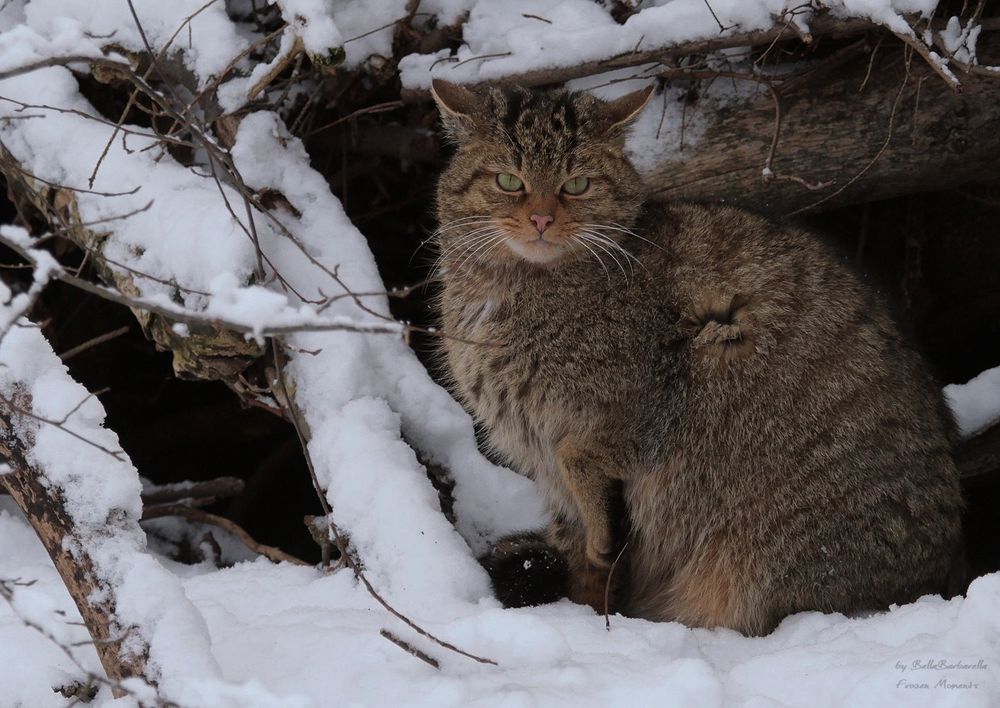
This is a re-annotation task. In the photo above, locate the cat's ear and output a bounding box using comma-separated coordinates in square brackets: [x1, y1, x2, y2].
[431, 79, 479, 138]
[602, 85, 654, 131]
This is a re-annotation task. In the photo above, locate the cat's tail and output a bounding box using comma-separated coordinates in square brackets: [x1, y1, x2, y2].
[480, 532, 569, 608]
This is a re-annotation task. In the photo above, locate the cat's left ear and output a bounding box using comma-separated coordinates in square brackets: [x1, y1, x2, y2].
[602, 85, 655, 131]
[431, 79, 479, 138]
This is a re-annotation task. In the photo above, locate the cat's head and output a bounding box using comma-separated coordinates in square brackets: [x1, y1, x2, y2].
[431, 80, 652, 269]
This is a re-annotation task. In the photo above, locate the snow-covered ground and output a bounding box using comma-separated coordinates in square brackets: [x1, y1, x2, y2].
[3, 495, 998, 708]
[1, 1, 998, 706]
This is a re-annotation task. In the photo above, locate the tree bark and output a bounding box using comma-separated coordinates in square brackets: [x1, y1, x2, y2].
[957, 420, 1000, 489]
[0, 394, 151, 696]
[643, 34, 1000, 215]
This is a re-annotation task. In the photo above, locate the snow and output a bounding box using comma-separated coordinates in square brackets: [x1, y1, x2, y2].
[397, 0, 939, 90]
[1, 0, 998, 706]
[0, 289, 256, 705]
[945, 365, 1000, 438]
[939, 15, 982, 65]
[0, 225, 60, 334]
[273, 0, 343, 57]
[2, 506, 999, 707]
[22, 0, 249, 83]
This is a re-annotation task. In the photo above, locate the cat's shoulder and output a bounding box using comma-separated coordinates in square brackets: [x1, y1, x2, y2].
[639, 199, 844, 273]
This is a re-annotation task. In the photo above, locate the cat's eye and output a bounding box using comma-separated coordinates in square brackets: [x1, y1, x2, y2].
[562, 176, 590, 195]
[496, 173, 524, 192]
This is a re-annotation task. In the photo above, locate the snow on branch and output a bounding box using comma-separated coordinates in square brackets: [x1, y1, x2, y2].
[1, 1, 544, 673]
[398, 3, 997, 96]
[0, 305, 223, 699]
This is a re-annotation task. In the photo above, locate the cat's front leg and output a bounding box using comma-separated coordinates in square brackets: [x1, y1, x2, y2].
[544, 512, 628, 614]
[556, 436, 625, 567]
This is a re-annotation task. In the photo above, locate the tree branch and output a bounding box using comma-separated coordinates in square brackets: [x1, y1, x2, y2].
[0, 394, 153, 697]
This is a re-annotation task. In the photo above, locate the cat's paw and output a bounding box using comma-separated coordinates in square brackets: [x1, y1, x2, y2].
[481, 533, 569, 608]
[585, 528, 615, 567]
[694, 320, 743, 347]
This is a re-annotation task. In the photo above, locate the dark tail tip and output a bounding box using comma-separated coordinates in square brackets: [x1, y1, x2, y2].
[480, 532, 569, 608]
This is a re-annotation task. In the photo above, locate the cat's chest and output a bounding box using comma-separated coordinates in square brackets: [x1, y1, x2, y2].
[444, 295, 542, 406]
[442, 293, 569, 455]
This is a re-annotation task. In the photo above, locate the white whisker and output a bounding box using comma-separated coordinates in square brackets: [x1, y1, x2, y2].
[579, 230, 648, 274]
[429, 229, 504, 279]
[572, 236, 611, 285]
[439, 226, 504, 256]
[412, 216, 498, 262]
[454, 232, 507, 272]
[577, 232, 631, 283]
[583, 222, 666, 252]
[471, 236, 510, 271]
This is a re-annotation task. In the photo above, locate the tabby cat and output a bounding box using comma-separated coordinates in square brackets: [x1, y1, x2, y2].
[430, 79, 963, 635]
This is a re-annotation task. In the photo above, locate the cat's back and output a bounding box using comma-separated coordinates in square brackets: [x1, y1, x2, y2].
[627, 201, 964, 631]
[639, 200, 958, 497]
[641, 200, 938, 408]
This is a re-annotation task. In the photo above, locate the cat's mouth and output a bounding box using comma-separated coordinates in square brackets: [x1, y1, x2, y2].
[505, 234, 566, 263]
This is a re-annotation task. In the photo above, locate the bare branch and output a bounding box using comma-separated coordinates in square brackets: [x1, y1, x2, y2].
[0, 54, 131, 82]
[141, 505, 310, 566]
[379, 629, 441, 669]
[58, 326, 131, 361]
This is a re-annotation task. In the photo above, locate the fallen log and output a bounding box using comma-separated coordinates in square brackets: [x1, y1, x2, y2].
[643, 32, 1000, 214]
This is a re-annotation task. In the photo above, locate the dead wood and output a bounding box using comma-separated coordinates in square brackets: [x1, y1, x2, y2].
[140, 476, 245, 505]
[399, 14, 887, 102]
[0, 143, 264, 381]
[642, 32, 1000, 214]
[0, 393, 153, 696]
[393, 21, 1000, 217]
[957, 420, 1000, 489]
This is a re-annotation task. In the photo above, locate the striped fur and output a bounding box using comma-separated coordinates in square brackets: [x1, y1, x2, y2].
[430, 82, 963, 634]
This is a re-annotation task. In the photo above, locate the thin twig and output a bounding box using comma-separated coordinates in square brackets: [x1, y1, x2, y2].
[0, 94, 193, 147]
[0, 579, 175, 707]
[58, 326, 130, 361]
[0, 231, 404, 337]
[604, 542, 629, 631]
[304, 100, 404, 138]
[893, 28, 960, 90]
[859, 34, 886, 93]
[0, 55, 131, 82]
[452, 52, 513, 69]
[0, 392, 126, 461]
[88, 0, 223, 186]
[379, 629, 441, 669]
[0, 159, 140, 197]
[343, 16, 409, 44]
[701, 0, 727, 33]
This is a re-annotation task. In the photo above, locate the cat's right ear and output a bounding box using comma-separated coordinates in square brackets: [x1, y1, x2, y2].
[602, 85, 655, 132]
[431, 79, 479, 139]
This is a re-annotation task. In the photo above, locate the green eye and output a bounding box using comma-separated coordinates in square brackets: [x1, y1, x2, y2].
[562, 176, 590, 195]
[496, 173, 524, 192]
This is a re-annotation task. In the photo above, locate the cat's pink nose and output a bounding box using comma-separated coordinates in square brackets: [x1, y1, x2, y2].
[530, 214, 554, 234]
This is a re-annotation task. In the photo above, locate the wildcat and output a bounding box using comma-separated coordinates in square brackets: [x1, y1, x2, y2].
[429, 79, 963, 634]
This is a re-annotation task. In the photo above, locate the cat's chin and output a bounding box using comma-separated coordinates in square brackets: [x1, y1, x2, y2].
[505, 236, 569, 265]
